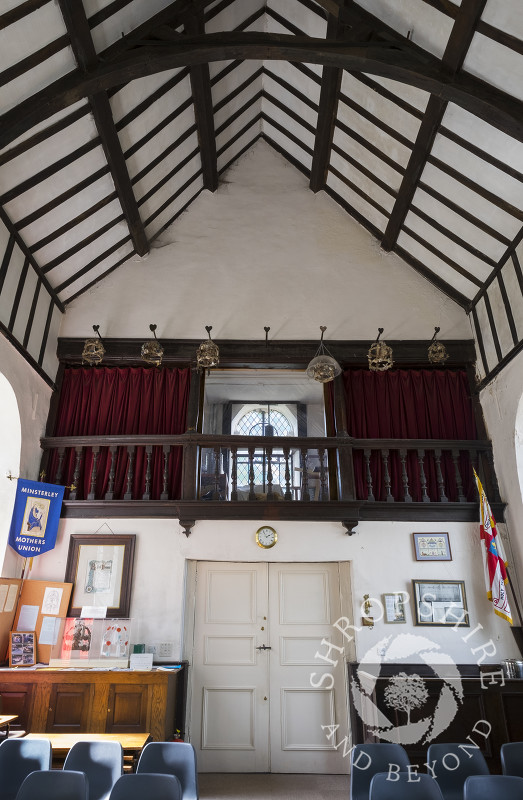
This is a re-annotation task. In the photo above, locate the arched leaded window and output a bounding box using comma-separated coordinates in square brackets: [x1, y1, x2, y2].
[233, 406, 295, 488]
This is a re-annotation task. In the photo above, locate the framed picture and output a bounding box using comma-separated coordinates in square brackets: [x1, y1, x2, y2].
[10, 631, 35, 667]
[413, 533, 452, 561]
[65, 534, 136, 618]
[413, 580, 469, 627]
[383, 593, 407, 624]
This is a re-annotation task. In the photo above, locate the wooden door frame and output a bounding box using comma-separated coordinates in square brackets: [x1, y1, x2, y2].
[182, 559, 356, 750]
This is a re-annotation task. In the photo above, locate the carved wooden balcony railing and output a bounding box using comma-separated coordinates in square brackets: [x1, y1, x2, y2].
[40, 433, 502, 532]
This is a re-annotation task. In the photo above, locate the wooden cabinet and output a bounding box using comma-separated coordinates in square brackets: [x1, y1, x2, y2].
[348, 662, 523, 773]
[0, 667, 185, 741]
[0, 681, 34, 732]
[106, 684, 148, 733]
[46, 683, 91, 732]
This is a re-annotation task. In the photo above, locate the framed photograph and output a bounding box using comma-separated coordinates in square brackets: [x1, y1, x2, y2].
[65, 534, 136, 618]
[413, 580, 469, 627]
[10, 631, 35, 667]
[413, 533, 452, 561]
[383, 593, 407, 624]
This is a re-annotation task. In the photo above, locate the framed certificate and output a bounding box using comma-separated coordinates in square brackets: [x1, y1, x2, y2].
[413, 580, 468, 627]
[65, 534, 135, 618]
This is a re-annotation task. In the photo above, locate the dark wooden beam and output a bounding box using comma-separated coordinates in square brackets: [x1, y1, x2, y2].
[310, 12, 345, 192]
[0, 206, 65, 312]
[381, 0, 488, 251]
[57, 0, 149, 257]
[185, 11, 218, 191]
[56, 335, 477, 367]
[2, 32, 523, 152]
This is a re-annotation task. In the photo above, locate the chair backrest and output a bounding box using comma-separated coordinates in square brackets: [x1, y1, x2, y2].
[137, 742, 198, 800]
[15, 769, 88, 800]
[370, 772, 445, 800]
[501, 742, 523, 778]
[426, 743, 490, 800]
[350, 743, 411, 800]
[0, 737, 52, 800]
[464, 775, 523, 800]
[109, 773, 182, 800]
[64, 740, 123, 800]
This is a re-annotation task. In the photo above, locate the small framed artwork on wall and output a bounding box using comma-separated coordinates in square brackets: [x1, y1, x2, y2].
[412, 580, 468, 627]
[382, 593, 407, 624]
[413, 532, 452, 561]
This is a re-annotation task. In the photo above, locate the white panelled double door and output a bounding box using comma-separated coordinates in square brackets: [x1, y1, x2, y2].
[190, 562, 349, 773]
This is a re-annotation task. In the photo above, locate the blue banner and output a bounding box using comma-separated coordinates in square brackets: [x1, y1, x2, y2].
[8, 479, 65, 557]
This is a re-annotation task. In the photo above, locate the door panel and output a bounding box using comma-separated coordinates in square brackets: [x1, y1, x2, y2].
[190, 561, 349, 773]
[191, 563, 269, 772]
[268, 564, 348, 773]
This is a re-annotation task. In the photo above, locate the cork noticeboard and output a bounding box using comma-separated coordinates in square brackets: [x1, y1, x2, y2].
[0, 579, 22, 664]
[12, 580, 72, 664]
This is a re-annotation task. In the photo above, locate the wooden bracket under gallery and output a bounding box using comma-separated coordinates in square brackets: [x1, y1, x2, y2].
[342, 520, 358, 536]
[180, 520, 195, 537]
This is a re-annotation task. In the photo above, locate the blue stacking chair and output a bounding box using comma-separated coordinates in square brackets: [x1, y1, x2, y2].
[64, 740, 123, 800]
[0, 737, 52, 800]
[426, 743, 490, 800]
[137, 742, 198, 800]
[350, 743, 411, 800]
[464, 775, 523, 800]
[15, 769, 88, 800]
[370, 771, 445, 800]
[109, 773, 182, 800]
[501, 742, 523, 778]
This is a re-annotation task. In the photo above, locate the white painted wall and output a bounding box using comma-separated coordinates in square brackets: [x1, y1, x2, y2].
[0, 337, 53, 576]
[60, 141, 470, 342]
[479, 348, 523, 604]
[28, 516, 519, 666]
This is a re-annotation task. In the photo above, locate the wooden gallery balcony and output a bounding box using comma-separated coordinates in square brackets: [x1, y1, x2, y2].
[40, 433, 502, 535]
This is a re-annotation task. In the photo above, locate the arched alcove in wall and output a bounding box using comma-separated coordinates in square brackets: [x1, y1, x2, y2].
[0, 372, 21, 570]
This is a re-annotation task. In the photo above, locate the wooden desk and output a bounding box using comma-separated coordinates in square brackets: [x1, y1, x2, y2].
[0, 667, 186, 740]
[25, 732, 151, 770]
[0, 714, 18, 736]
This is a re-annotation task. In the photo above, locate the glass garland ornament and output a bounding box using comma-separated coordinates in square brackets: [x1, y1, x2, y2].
[306, 326, 342, 384]
[196, 325, 220, 370]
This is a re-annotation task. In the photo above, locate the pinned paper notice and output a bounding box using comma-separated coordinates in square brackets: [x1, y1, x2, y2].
[0, 585, 8, 613]
[5, 584, 18, 613]
[42, 587, 63, 615]
[39, 616, 61, 646]
[17, 604, 39, 631]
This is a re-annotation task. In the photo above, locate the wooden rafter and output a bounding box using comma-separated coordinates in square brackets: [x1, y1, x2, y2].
[184, 9, 218, 191]
[381, 0, 488, 252]
[0, 207, 65, 313]
[57, 0, 149, 257]
[1, 32, 523, 153]
[310, 10, 347, 193]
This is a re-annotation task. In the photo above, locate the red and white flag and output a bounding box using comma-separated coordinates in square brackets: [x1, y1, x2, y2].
[473, 469, 512, 624]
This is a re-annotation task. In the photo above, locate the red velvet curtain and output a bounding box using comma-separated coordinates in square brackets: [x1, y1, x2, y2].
[342, 369, 477, 501]
[50, 367, 191, 500]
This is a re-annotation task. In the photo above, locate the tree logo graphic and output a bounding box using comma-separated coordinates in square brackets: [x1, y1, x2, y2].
[351, 633, 463, 745]
[384, 672, 429, 724]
